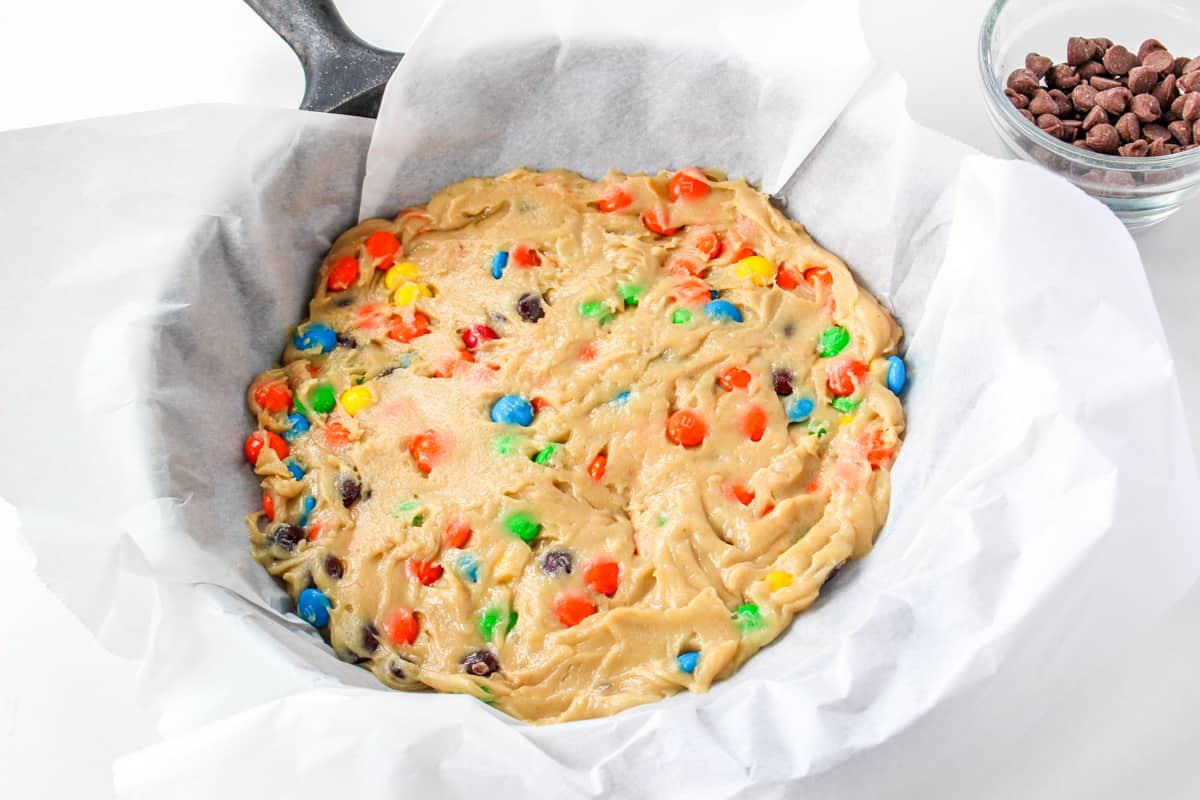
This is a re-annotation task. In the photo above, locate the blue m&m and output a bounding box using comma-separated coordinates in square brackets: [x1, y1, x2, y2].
[491, 250, 509, 280]
[703, 299, 743, 323]
[786, 396, 815, 423]
[284, 412, 311, 441]
[677, 651, 699, 674]
[286, 460, 305, 481]
[298, 495, 317, 527]
[457, 553, 480, 583]
[490, 395, 534, 426]
[886, 355, 907, 395]
[297, 588, 331, 627]
[294, 323, 337, 353]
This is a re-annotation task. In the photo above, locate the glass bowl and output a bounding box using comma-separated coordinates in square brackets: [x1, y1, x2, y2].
[979, 0, 1200, 230]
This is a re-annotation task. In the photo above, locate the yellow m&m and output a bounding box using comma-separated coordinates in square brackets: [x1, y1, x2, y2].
[392, 281, 432, 306]
[766, 571, 793, 591]
[383, 262, 420, 290]
[735, 255, 776, 286]
[339, 385, 375, 416]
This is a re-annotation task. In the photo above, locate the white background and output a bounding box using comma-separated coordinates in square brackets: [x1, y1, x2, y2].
[1, 1, 1197, 798]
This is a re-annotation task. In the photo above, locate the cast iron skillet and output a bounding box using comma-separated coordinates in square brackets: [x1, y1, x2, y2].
[245, 0, 403, 118]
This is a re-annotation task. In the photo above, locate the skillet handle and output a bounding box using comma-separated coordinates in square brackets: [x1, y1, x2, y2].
[245, 0, 403, 116]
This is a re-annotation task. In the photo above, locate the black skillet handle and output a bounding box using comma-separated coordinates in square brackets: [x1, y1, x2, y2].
[245, 0, 403, 117]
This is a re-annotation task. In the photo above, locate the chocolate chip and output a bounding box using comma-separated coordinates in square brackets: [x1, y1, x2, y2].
[1070, 84, 1098, 113]
[324, 554, 344, 579]
[1029, 89, 1058, 116]
[361, 623, 380, 653]
[1182, 94, 1200, 122]
[1007, 68, 1041, 96]
[1082, 105, 1109, 130]
[1071, 140, 1093, 151]
[1095, 87, 1132, 114]
[388, 660, 408, 681]
[1149, 137, 1175, 156]
[1006, 87, 1030, 109]
[335, 333, 357, 349]
[1077, 60, 1107, 81]
[1025, 52, 1053, 78]
[1144, 122, 1172, 142]
[1176, 57, 1194, 77]
[339, 478, 361, 507]
[1143, 49, 1176, 76]
[1102, 45, 1138, 76]
[1060, 119, 1083, 141]
[541, 549, 573, 576]
[1085, 123, 1121, 153]
[1115, 113, 1141, 142]
[1048, 89, 1073, 116]
[1171, 94, 1188, 117]
[1168, 120, 1193, 145]
[1047, 63, 1080, 91]
[1090, 75, 1123, 92]
[1090, 38, 1113, 53]
[1180, 71, 1200, 92]
[272, 523, 305, 552]
[1068, 37, 1096, 66]
[516, 292, 545, 323]
[1138, 39, 1167, 62]
[1019, 108, 1036, 123]
[462, 649, 499, 676]
[771, 367, 794, 396]
[1118, 139, 1150, 157]
[1037, 113, 1064, 139]
[1151, 75, 1177, 107]
[1127, 66, 1159, 95]
[1186, 57, 1200, 75]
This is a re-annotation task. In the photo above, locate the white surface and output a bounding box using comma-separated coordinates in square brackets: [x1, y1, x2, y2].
[0, 1, 1196, 798]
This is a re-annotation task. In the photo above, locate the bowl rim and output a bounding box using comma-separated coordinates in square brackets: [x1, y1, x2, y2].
[978, 0, 1200, 171]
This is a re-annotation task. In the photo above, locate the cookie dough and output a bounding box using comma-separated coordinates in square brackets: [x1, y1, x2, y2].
[243, 168, 905, 724]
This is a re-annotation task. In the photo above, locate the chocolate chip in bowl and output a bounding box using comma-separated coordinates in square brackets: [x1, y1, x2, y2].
[980, 0, 1200, 230]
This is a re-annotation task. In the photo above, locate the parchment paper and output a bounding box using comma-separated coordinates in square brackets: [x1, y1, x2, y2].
[0, 0, 1197, 798]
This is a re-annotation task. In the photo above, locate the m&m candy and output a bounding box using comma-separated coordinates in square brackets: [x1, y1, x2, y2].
[297, 588, 331, 627]
[408, 431, 443, 473]
[490, 395, 534, 426]
[668, 168, 711, 203]
[886, 355, 907, 394]
[444, 517, 472, 549]
[407, 559, 444, 586]
[583, 559, 619, 596]
[703, 299, 743, 323]
[339, 385, 374, 416]
[597, 184, 633, 212]
[365, 230, 401, 267]
[491, 250, 509, 279]
[587, 452, 607, 482]
[383, 261, 420, 289]
[309, 383, 336, 414]
[384, 608, 419, 645]
[641, 207, 681, 236]
[718, 366, 751, 391]
[392, 281, 432, 306]
[503, 511, 541, 543]
[666, 409, 707, 447]
[294, 323, 337, 353]
[733, 602, 765, 634]
[253, 380, 292, 413]
[735, 255, 776, 286]
[671, 308, 693, 324]
[554, 593, 597, 627]
[326, 256, 360, 292]
[285, 460, 305, 481]
[740, 404, 767, 442]
[284, 412, 311, 441]
[786, 397, 815, 423]
[818, 326, 850, 358]
[826, 359, 867, 397]
[244, 431, 288, 464]
[677, 650, 700, 674]
[456, 553, 480, 583]
[298, 495, 317, 527]
[511, 243, 541, 268]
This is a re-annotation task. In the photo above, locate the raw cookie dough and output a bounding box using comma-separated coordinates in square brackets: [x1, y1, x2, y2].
[243, 167, 905, 724]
